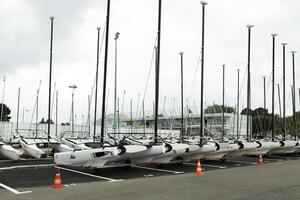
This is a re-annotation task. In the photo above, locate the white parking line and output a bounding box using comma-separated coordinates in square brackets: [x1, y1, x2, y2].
[202, 164, 227, 169]
[183, 162, 227, 169]
[182, 163, 206, 171]
[55, 166, 123, 183]
[131, 165, 184, 174]
[0, 164, 54, 171]
[226, 160, 257, 165]
[0, 183, 32, 195]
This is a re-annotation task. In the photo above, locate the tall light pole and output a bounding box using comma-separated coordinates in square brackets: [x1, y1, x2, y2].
[292, 51, 297, 140]
[47, 16, 54, 141]
[246, 25, 254, 142]
[94, 26, 101, 142]
[69, 84, 77, 137]
[179, 52, 184, 140]
[282, 43, 287, 141]
[200, 1, 207, 145]
[114, 32, 120, 133]
[271, 33, 278, 142]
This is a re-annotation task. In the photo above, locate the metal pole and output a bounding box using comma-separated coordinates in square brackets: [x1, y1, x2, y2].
[154, 0, 162, 144]
[130, 99, 133, 133]
[88, 95, 91, 137]
[292, 51, 297, 140]
[200, 1, 207, 145]
[246, 25, 254, 142]
[114, 32, 120, 133]
[47, 16, 54, 141]
[277, 84, 282, 119]
[222, 64, 225, 139]
[22, 107, 25, 124]
[282, 43, 287, 141]
[100, 0, 111, 146]
[117, 98, 120, 134]
[263, 76, 266, 110]
[55, 91, 58, 138]
[271, 33, 277, 142]
[237, 69, 240, 140]
[179, 52, 184, 140]
[72, 90, 74, 136]
[0, 77, 6, 122]
[142, 100, 145, 134]
[94, 27, 101, 142]
[36, 89, 39, 137]
[16, 88, 21, 133]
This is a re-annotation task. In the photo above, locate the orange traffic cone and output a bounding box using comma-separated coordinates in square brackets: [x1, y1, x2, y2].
[258, 154, 264, 166]
[52, 168, 63, 189]
[196, 160, 203, 176]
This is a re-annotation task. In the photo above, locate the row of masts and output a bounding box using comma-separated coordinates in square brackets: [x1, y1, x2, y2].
[8, 0, 299, 147]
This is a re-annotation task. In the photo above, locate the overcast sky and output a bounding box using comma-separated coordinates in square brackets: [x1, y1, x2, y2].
[1, 0, 300, 124]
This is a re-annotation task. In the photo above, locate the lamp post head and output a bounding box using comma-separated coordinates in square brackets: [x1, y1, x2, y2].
[50, 16, 54, 20]
[179, 52, 184, 55]
[201, 1, 207, 6]
[222, 64, 225, 67]
[115, 32, 120, 40]
[246, 24, 254, 29]
[291, 51, 296, 54]
[68, 84, 77, 89]
[281, 43, 288, 46]
[271, 33, 278, 37]
[97, 26, 100, 31]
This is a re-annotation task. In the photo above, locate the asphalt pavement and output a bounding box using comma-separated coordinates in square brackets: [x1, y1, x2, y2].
[1, 155, 300, 200]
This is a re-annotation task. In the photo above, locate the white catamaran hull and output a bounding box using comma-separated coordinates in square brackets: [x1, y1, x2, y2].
[203, 143, 239, 160]
[245, 141, 280, 156]
[0, 143, 22, 160]
[186, 143, 217, 160]
[268, 141, 299, 155]
[19, 139, 45, 159]
[227, 141, 259, 157]
[149, 143, 189, 164]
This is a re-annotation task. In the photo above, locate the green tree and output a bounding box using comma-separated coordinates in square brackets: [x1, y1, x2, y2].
[205, 104, 235, 114]
[0, 103, 11, 122]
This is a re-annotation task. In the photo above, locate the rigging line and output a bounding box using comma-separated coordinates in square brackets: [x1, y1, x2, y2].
[142, 37, 158, 102]
[136, 37, 157, 120]
[188, 50, 202, 101]
[29, 80, 42, 134]
[50, 82, 56, 119]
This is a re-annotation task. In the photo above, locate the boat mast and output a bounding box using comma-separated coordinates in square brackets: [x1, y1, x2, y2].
[94, 26, 101, 143]
[282, 43, 287, 141]
[100, 0, 111, 146]
[47, 16, 54, 142]
[271, 33, 277, 142]
[292, 51, 297, 140]
[222, 64, 225, 140]
[246, 25, 253, 142]
[16, 87, 20, 133]
[114, 32, 120, 133]
[55, 91, 58, 138]
[179, 52, 184, 141]
[236, 69, 240, 140]
[200, 1, 207, 145]
[154, 0, 162, 144]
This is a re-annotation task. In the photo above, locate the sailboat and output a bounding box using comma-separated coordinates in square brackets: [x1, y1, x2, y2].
[0, 141, 22, 160]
